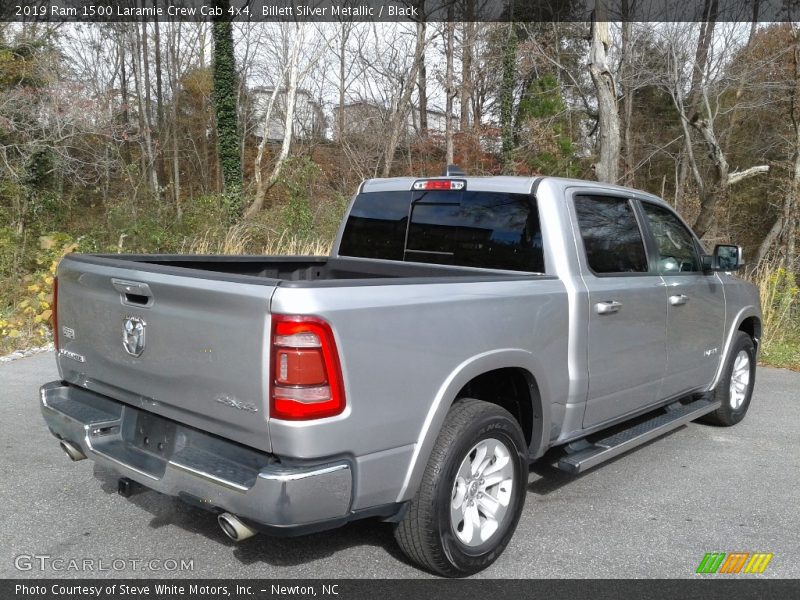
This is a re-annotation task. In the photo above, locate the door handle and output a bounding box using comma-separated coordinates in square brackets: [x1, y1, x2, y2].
[112, 279, 153, 307]
[669, 294, 689, 306]
[112, 279, 153, 297]
[595, 300, 623, 315]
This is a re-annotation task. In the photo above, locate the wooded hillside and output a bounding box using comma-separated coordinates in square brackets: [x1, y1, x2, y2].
[0, 15, 797, 365]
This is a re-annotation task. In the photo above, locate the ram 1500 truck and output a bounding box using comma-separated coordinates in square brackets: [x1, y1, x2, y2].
[40, 174, 761, 577]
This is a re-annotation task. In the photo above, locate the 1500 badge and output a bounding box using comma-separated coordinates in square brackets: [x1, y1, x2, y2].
[215, 395, 259, 413]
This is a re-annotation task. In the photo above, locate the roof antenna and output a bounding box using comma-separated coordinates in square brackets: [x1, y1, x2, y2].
[443, 164, 466, 177]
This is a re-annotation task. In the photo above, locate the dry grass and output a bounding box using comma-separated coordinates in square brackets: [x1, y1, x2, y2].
[259, 231, 332, 256]
[750, 264, 798, 346]
[182, 225, 332, 256]
[182, 223, 252, 255]
[748, 263, 800, 370]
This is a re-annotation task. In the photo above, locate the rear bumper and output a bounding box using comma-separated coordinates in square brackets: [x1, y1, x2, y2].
[40, 381, 352, 530]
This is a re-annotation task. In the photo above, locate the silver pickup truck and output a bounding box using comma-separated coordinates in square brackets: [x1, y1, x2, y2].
[41, 174, 761, 577]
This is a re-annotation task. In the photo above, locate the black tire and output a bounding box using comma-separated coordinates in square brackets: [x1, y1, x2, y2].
[700, 331, 756, 426]
[394, 398, 527, 577]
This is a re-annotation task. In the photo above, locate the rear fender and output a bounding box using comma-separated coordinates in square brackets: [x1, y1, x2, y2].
[394, 349, 549, 503]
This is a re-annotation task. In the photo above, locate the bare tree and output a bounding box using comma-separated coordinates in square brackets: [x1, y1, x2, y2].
[130, 23, 160, 197]
[662, 21, 769, 239]
[444, 19, 456, 164]
[245, 23, 327, 218]
[381, 22, 428, 177]
[757, 23, 800, 267]
[417, 21, 429, 137]
[460, 3, 477, 131]
[588, 2, 620, 184]
[619, 2, 634, 186]
[335, 22, 354, 141]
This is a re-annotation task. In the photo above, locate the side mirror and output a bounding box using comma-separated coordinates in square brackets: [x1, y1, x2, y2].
[711, 244, 743, 272]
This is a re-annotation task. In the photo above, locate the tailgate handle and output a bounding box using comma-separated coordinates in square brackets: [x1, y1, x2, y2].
[112, 279, 153, 307]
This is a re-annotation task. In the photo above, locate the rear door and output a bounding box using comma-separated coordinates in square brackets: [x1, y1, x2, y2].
[572, 194, 667, 428]
[637, 201, 726, 398]
[55, 256, 276, 452]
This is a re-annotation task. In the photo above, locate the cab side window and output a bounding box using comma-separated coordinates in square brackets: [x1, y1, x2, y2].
[640, 202, 702, 273]
[574, 195, 648, 274]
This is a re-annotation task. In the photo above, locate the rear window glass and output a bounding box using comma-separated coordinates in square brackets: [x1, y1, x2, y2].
[339, 190, 545, 273]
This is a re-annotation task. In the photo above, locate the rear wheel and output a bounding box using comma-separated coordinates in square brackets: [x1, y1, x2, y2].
[394, 399, 527, 577]
[701, 331, 756, 426]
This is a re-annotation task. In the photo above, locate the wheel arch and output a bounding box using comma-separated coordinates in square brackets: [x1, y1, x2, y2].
[737, 315, 762, 351]
[710, 307, 762, 391]
[394, 349, 549, 503]
[454, 367, 542, 450]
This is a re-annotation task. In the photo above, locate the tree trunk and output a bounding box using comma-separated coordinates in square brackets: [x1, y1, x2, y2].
[247, 86, 284, 216]
[673, 7, 718, 205]
[197, 22, 211, 194]
[460, 7, 475, 131]
[444, 19, 455, 164]
[619, 1, 634, 186]
[756, 24, 800, 267]
[417, 21, 428, 137]
[588, 5, 620, 184]
[168, 22, 182, 219]
[131, 24, 159, 198]
[212, 4, 243, 217]
[381, 22, 426, 178]
[721, 2, 759, 157]
[245, 25, 303, 219]
[684, 4, 770, 239]
[500, 22, 517, 174]
[687, 0, 718, 114]
[117, 26, 131, 165]
[153, 9, 167, 202]
[140, 20, 160, 199]
[153, 9, 165, 178]
[689, 107, 728, 238]
[337, 23, 349, 141]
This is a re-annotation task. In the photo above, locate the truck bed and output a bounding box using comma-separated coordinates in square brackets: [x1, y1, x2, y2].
[72, 254, 542, 286]
[54, 253, 552, 455]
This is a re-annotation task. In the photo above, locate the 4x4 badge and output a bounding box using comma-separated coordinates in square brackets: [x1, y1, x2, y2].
[122, 316, 146, 357]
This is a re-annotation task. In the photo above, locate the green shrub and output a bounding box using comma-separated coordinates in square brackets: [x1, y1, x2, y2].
[280, 157, 321, 236]
[753, 264, 800, 369]
[0, 234, 81, 354]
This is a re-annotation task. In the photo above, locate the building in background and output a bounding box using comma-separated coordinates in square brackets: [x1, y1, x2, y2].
[250, 87, 326, 142]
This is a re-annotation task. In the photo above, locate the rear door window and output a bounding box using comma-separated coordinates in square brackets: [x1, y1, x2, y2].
[339, 189, 544, 272]
[573, 195, 649, 274]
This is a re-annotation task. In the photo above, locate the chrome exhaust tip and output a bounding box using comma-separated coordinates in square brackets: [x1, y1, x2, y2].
[218, 512, 256, 542]
[59, 440, 86, 462]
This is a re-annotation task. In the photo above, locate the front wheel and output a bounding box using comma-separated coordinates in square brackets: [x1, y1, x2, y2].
[394, 399, 527, 577]
[701, 331, 756, 426]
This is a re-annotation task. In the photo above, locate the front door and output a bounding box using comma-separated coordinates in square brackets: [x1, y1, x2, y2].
[638, 201, 726, 399]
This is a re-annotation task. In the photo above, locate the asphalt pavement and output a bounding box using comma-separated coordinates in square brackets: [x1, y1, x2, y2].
[1, 352, 797, 579]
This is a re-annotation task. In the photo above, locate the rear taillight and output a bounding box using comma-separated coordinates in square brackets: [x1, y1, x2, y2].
[270, 315, 345, 420]
[51, 276, 59, 351]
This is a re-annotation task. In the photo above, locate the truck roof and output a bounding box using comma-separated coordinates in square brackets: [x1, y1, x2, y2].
[360, 175, 668, 207]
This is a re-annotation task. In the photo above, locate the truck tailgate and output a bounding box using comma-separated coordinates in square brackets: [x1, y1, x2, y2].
[55, 256, 276, 452]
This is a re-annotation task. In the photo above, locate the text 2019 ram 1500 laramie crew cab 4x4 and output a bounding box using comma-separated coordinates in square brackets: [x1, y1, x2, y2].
[41, 173, 761, 576]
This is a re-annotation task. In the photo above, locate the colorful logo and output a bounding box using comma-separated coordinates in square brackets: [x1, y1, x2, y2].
[696, 552, 773, 574]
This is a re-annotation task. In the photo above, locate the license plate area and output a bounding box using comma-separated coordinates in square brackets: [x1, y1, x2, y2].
[132, 411, 176, 457]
